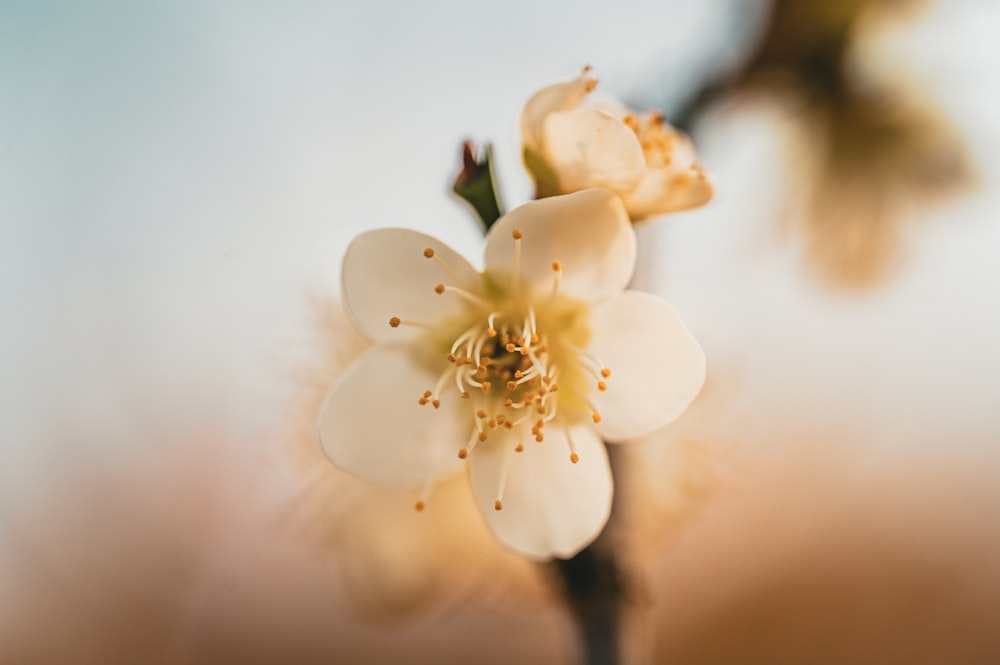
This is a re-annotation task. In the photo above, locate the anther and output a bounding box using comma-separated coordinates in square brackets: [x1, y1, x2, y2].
[487, 328, 497, 337]
[460, 391, 471, 399]
[414, 500, 426, 512]
[423, 248, 435, 258]
[551, 260, 562, 272]
[478, 431, 488, 442]
[447, 353, 456, 363]
[601, 368, 612, 378]
[481, 381, 491, 392]
[418, 397, 429, 406]
[434, 283, 445, 295]
[570, 453, 580, 464]
[494, 500, 503, 511]
[423, 390, 432, 398]
[477, 409, 487, 418]
[506, 343, 517, 353]
[515, 443, 524, 453]
[506, 380, 517, 391]
[431, 399, 441, 409]
[488, 419, 497, 429]
[389, 317, 401, 328]
[597, 381, 608, 392]
[458, 448, 469, 459]
[592, 412, 602, 423]
[512, 229, 523, 240]
[504, 399, 514, 408]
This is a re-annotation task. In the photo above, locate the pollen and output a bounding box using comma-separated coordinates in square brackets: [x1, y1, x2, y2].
[570, 453, 580, 464]
[423, 248, 435, 258]
[597, 381, 608, 392]
[512, 229, 523, 240]
[494, 499, 503, 511]
[389, 316, 401, 328]
[434, 283, 445, 294]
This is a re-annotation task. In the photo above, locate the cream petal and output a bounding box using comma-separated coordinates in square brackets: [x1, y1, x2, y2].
[318, 343, 468, 485]
[541, 108, 646, 193]
[341, 228, 481, 342]
[468, 424, 612, 560]
[623, 167, 715, 221]
[521, 70, 596, 153]
[587, 291, 706, 441]
[483, 189, 635, 302]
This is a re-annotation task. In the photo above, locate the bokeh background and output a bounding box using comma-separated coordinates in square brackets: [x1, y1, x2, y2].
[2, 0, 1000, 663]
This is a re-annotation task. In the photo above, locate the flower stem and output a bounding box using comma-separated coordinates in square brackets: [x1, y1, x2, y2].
[453, 140, 503, 231]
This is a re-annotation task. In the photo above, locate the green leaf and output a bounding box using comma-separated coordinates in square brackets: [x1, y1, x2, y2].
[452, 141, 503, 234]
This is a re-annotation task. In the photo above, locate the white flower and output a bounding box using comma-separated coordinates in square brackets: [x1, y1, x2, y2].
[318, 189, 705, 559]
[522, 67, 714, 221]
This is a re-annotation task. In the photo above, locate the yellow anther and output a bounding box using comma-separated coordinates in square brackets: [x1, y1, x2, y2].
[515, 443, 524, 452]
[550, 384, 560, 392]
[487, 327, 497, 337]
[551, 260, 562, 272]
[592, 412, 602, 423]
[530, 333, 539, 344]
[477, 365, 488, 378]
[536, 418, 545, 428]
[434, 283, 445, 294]
[506, 380, 517, 391]
[431, 399, 441, 409]
[418, 397, 429, 406]
[503, 421, 513, 430]
[514, 370, 523, 379]
[601, 368, 612, 378]
[538, 386, 548, 396]
[389, 317, 401, 328]
[542, 375, 552, 385]
[512, 229, 523, 240]
[414, 500, 426, 512]
[460, 391, 471, 399]
[423, 390, 433, 398]
[423, 248, 435, 258]
[481, 381, 491, 392]
[597, 381, 608, 392]
[570, 453, 580, 464]
[447, 353, 456, 363]
[458, 448, 469, 459]
[535, 434, 545, 442]
[503, 398, 514, 408]
[494, 500, 503, 511]
[476, 409, 487, 418]
[584, 79, 597, 93]
[478, 431, 488, 442]
[488, 419, 497, 429]
[505, 343, 517, 353]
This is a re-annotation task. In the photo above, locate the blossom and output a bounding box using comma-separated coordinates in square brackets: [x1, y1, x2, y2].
[521, 67, 714, 221]
[318, 189, 705, 559]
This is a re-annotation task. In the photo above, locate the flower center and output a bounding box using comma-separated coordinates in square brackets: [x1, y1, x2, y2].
[623, 112, 679, 169]
[390, 230, 612, 512]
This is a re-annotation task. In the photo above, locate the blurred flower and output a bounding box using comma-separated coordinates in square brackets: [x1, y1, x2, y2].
[521, 68, 713, 221]
[318, 189, 705, 559]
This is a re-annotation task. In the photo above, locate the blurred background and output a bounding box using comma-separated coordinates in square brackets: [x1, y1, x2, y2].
[2, 0, 999, 663]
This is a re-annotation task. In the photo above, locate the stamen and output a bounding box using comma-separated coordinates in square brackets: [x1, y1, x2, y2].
[566, 429, 579, 464]
[414, 477, 435, 511]
[423, 246, 464, 285]
[511, 229, 523, 295]
[550, 261, 562, 296]
[494, 444, 512, 511]
[442, 285, 490, 309]
[388, 316, 429, 329]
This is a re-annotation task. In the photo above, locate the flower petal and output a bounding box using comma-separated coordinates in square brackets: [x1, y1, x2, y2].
[318, 343, 468, 485]
[468, 424, 612, 559]
[623, 166, 714, 221]
[484, 189, 635, 302]
[342, 228, 481, 342]
[588, 291, 705, 441]
[521, 70, 596, 153]
[541, 108, 646, 193]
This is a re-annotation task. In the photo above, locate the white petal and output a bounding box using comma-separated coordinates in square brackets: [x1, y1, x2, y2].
[318, 344, 468, 485]
[587, 291, 705, 441]
[468, 424, 612, 560]
[521, 70, 596, 153]
[541, 108, 646, 193]
[623, 167, 714, 221]
[484, 189, 636, 302]
[342, 228, 481, 342]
